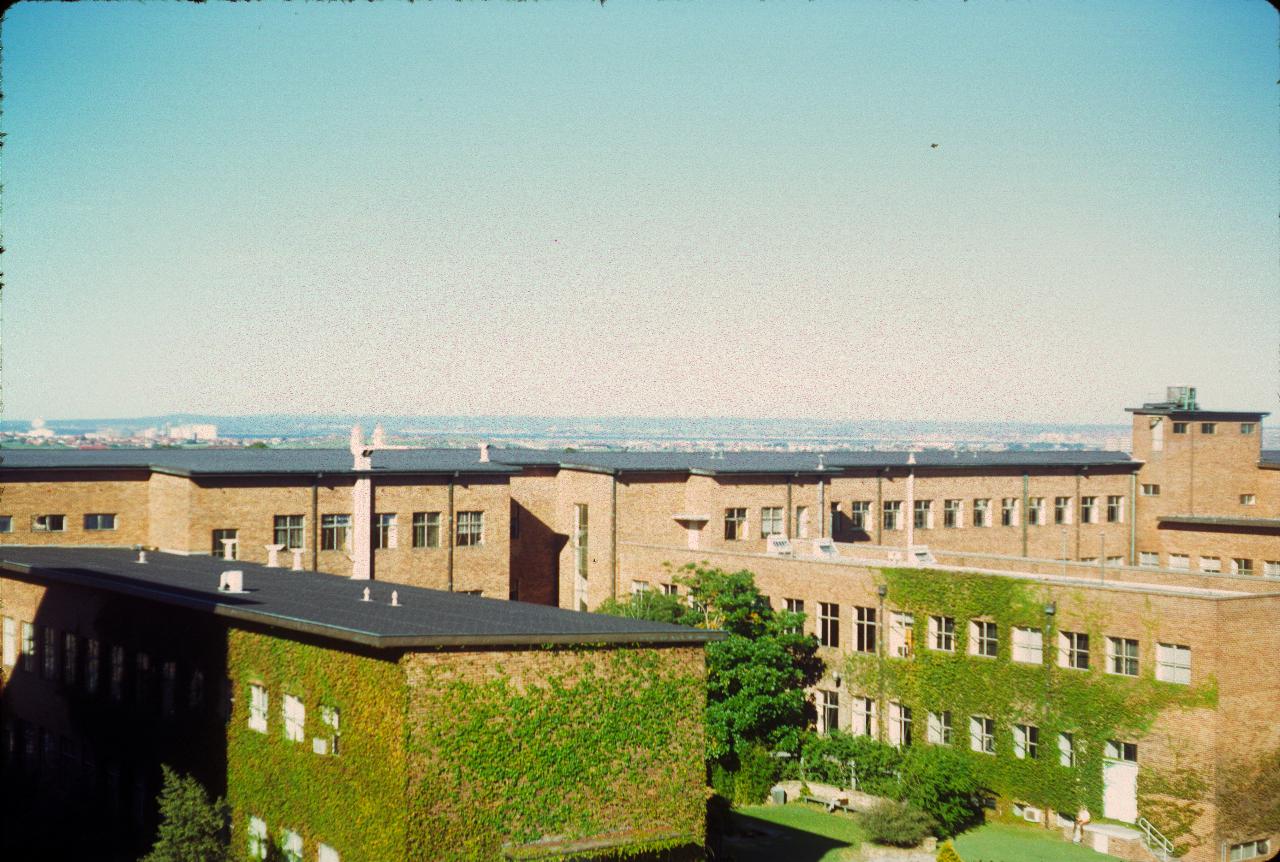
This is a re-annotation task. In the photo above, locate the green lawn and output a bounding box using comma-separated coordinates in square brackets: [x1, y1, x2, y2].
[727, 803, 865, 862]
[953, 822, 1124, 862]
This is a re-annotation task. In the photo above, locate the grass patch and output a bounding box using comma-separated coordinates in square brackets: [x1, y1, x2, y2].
[727, 803, 865, 862]
[953, 822, 1124, 862]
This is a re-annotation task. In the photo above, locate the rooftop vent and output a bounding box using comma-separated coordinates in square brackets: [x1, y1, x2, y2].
[479, 443, 490, 463]
[218, 570, 245, 593]
[361, 587, 371, 602]
[133, 545, 148, 564]
[390, 590, 400, 607]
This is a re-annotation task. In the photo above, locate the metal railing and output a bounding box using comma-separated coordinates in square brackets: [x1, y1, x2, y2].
[1137, 816, 1177, 862]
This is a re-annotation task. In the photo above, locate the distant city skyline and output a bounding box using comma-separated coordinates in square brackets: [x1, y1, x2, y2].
[3, 2, 1276, 424]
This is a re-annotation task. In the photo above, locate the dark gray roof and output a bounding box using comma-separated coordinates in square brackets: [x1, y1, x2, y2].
[0, 547, 719, 649]
[1157, 515, 1280, 532]
[1125, 407, 1269, 419]
[0, 447, 517, 477]
[1261, 450, 1280, 467]
[491, 448, 1138, 475]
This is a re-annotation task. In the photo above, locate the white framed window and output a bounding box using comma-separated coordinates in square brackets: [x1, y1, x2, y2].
[1107, 637, 1139, 677]
[1200, 422, 1216, 435]
[248, 816, 268, 860]
[1, 617, 14, 667]
[1264, 561, 1280, 578]
[913, 499, 933, 530]
[318, 845, 341, 862]
[854, 606, 876, 653]
[20, 622, 36, 672]
[1013, 723, 1038, 759]
[852, 695, 876, 737]
[1080, 496, 1098, 524]
[1000, 498, 1018, 527]
[43, 627, 59, 679]
[1232, 558, 1254, 576]
[631, 581, 650, 595]
[969, 716, 995, 754]
[320, 515, 352, 551]
[110, 644, 125, 700]
[373, 513, 397, 549]
[1139, 551, 1159, 567]
[1168, 554, 1189, 570]
[1140, 484, 1160, 497]
[782, 598, 804, 635]
[723, 508, 746, 540]
[928, 615, 954, 652]
[0, 515, 11, 533]
[1105, 555, 1124, 567]
[1155, 643, 1190, 685]
[1058, 631, 1089, 670]
[943, 499, 962, 528]
[83, 513, 117, 531]
[274, 515, 305, 550]
[1240, 423, 1256, 435]
[281, 828, 303, 862]
[1172, 421, 1188, 434]
[969, 620, 998, 658]
[927, 710, 952, 745]
[888, 612, 914, 658]
[1054, 496, 1072, 525]
[760, 507, 784, 537]
[456, 511, 483, 547]
[1058, 732, 1075, 767]
[849, 501, 871, 531]
[888, 701, 912, 747]
[1229, 839, 1270, 861]
[1200, 556, 1221, 573]
[819, 689, 840, 734]
[819, 602, 840, 648]
[283, 694, 305, 742]
[32, 514, 66, 532]
[662, 583, 679, 596]
[882, 501, 902, 531]
[1026, 497, 1044, 526]
[1106, 495, 1124, 523]
[795, 506, 810, 538]
[972, 499, 991, 527]
[412, 512, 441, 548]
[249, 684, 269, 733]
[1105, 740, 1137, 762]
[321, 705, 340, 756]
[1011, 627, 1043, 664]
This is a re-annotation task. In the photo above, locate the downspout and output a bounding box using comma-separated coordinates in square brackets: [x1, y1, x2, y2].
[611, 473, 618, 602]
[818, 476, 826, 538]
[786, 477, 793, 538]
[1074, 471, 1082, 559]
[1021, 473, 1029, 558]
[1188, 421, 1196, 515]
[1129, 472, 1137, 566]
[311, 476, 320, 572]
[876, 472, 884, 545]
[905, 455, 916, 551]
[447, 475, 456, 592]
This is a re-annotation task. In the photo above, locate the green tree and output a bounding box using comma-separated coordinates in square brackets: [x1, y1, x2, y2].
[900, 746, 986, 838]
[597, 563, 823, 759]
[140, 765, 229, 862]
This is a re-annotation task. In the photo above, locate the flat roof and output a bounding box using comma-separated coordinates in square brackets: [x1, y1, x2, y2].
[1125, 407, 1268, 420]
[0, 447, 518, 477]
[1261, 451, 1280, 468]
[1157, 515, 1280, 532]
[0, 547, 721, 649]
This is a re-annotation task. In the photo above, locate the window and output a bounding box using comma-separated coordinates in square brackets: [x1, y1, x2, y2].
[281, 828, 303, 862]
[631, 581, 649, 595]
[969, 716, 995, 754]
[1240, 494, 1256, 506]
[32, 514, 66, 532]
[927, 710, 952, 745]
[63, 633, 78, 686]
[1011, 627, 1043, 664]
[1140, 484, 1160, 497]
[319, 705, 340, 756]
[510, 502, 521, 540]
[412, 512, 441, 548]
[852, 696, 875, 736]
[1026, 498, 1044, 526]
[1168, 553, 1189, 570]
[1058, 631, 1089, 670]
[913, 500, 933, 530]
[969, 620, 998, 658]
[928, 615, 954, 652]
[1013, 724, 1039, 759]
[374, 513, 397, 549]
[849, 501, 871, 531]
[1232, 558, 1254, 576]
[1265, 561, 1280, 578]
[724, 508, 747, 540]
[760, 507, 784, 537]
[248, 816, 268, 860]
[318, 845, 341, 862]
[794, 506, 809, 538]
[0, 515, 10, 533]
[1053, 496, 1072, 524]
[1, 618, 14, 668]
[320, 515, 352, 551]
[1139, 551, 1159, 567]
[135, 652, 153, 703]
[662, 583, 679, 596]
[1155, 643, 1191, 684]
[456, 511, 483, 547]
[888, 612, 914, 658]
[1000, 498, 1018, 527]
[573, 504, 589, 611]
[274, 515, 305, 550]
[249, 684, 269, 733]
[783, 598, 805, 635]
[888, 701, 912, 747]
[1229, 840, 1270, 861]
[1199, 556, 1221, 573]
[1240, 422, 1256, 435]
[943, 499, 962, 528]
[1107, 637, 1139, 676]
[110, 645, 125, 701]
[819, 602, 840, 648]
[1172, 421, 1188, 434]
[972, 499, 991, 528]
[882, 501, 902, 531]
[1059, 733, 1075, 767]
[42, 627, 58, 679]
[212, 529, 239, 559]
[162, 661, 177, 717]
[20, 622, 36, 673]
[854, 606, 877, 653]
[1105, 740, 1138, 762]
[1106, 495, 1123, 523]
[819, 689, 840, 734]
[1200, 422, 1216, 434]
[83, 513, 116, 531]
[189, 669, 204, 710]
[1080, 496, 1098, 524]
[283, 694, 305, 742]
[829, 502, 842, 535]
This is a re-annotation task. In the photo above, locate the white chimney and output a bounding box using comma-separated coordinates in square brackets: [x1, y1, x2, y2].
[361, 587, 371, 602]
[350, 425, 374, 581]
[136, 549, 148, 564]
[479, 443, 490, 463]
[219, 570, 245, 593]
[291, 548, 305, 571]
[220, 538, 237, 561]
[372, 423, 386, 448]
[265, 544, 283, 568]
[391, 590, 400, 607]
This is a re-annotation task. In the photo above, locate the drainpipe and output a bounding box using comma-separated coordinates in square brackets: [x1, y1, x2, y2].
[611, 473, 618, 602]
[447, 475, 456, 592]
[786, 477, 793, 539]
[1021, 473, 1029, 558]
[905, 455, 916, 551]
[876, 583, 887, 743]
[1129, 472, 1137, 566]
[876, 472, 885, 545]
[818, 476, 826, 538]
[1074, 470, 1083, 559]
[311, 477, 320, 572]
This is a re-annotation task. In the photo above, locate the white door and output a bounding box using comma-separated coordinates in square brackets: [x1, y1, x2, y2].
[1103, 759, 1138, 822]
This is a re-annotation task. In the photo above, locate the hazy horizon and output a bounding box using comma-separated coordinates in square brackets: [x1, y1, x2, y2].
[4, 2, 1277, 424]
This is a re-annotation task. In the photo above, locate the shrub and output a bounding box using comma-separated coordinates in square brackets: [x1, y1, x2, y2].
[797, 730, 904, 797]
[733, 743, 779, 806]
[860, 800, 937, 848]
[901, 746, 986, 838]
[710, 761, 736, 802]
[936, 840, 964, 862]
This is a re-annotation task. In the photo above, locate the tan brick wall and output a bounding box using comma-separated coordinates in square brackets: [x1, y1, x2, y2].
[509, 469, 562, 605]
[555, 469, 617, 610]
[0, 470, 151, 548]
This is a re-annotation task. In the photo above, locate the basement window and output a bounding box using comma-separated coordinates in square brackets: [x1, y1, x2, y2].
[32, 514, 66, 533]
[1229, 840, 1271, 861]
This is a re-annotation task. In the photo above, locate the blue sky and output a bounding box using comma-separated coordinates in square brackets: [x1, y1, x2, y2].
[3, 1, 1276, 423]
